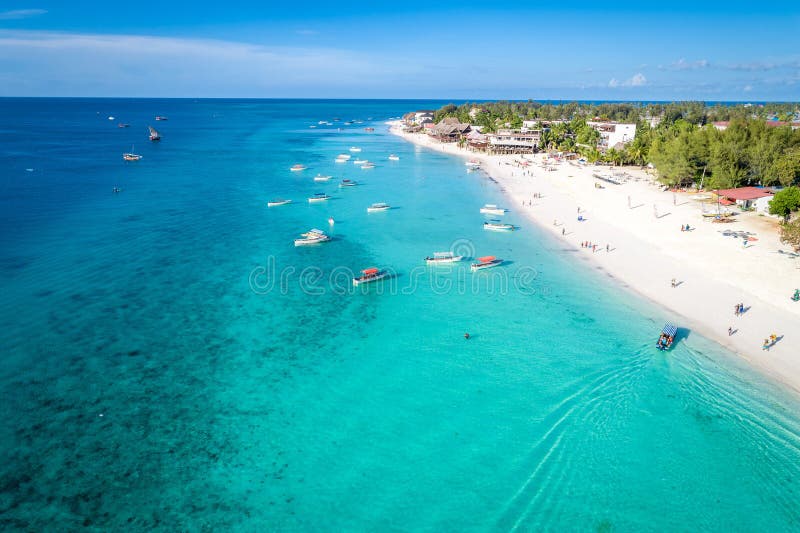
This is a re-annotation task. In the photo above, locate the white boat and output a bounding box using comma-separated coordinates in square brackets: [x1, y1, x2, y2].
[483, 221, 516, 231]
[353, 267, 388, 286]
[465, 159, 481, 168]
[123, 145, 142, 161]
[339, 179, 358, 188]
[294, 229, 330, 246]
[470, 256, 503, 271]
[308, 193, 331, 203]
[267, 199, 292, 207]
[367, 202, 391, 212]
[349, 147, 362, 152]
[388, 154, 400, 161]
[425, 252, 463, 264]
[290, 164, 307, 172]
[335, 153, 351, 162]
[480, 204, 508, 215]
[352, 159, 368, 165]
[361, 162, 376, 169]
[314, 174, 333, 182]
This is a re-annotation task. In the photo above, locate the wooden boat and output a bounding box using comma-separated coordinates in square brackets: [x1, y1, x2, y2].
[656, 323, 677, 351]
[267, 199, 292, 207]
[483, 221, 516, 231]
[425, 252, 463, 264]
[314, 174, 333, 182]
[155, 116, 168, 121]
[480, 204, 507, 215]
[117, 123, 130, 128]
[353, 267, 387, 286]
[470, 255, 503, 271]
[290, 164, 307, 172]
[148, 126, 161, 141]
[294, 229, 330, 246]
[339, 179, 358, 188]
[361, 162, 376, 169]
[367, 202, 390, 212]
[308, 193, 331, 203]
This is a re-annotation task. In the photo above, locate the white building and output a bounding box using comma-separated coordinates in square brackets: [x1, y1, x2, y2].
[587, 121, 637, 150]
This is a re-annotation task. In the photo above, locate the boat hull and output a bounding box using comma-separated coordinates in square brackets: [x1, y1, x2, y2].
[483, 224, 515, 231]
[425, 256, 463, 264]
[352, 272, 388, 286]
[470, 260, 503, 271]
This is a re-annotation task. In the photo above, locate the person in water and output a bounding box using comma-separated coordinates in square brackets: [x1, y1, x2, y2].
[464, 333, 470, 340]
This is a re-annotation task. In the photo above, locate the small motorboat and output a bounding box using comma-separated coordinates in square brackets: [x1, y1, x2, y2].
[308, 193, 331, 203]
[155, 116, 168, 121]
[314, 174, 333, 182]
[388, 154, 400, 161]
[367, 202, 390, 212]
[364, 127, 375, 132]
[470, 256, 503, 271]
[294, 229, 330, 246]
[108, 116, 115, 121]
[361, 162, 375, 169]
[483, 221, 516, 231]
[339, 179, 358, 188]
[290, 164, 308, 172]
[480, 204, 508, 215]
[267, 199, 292, 207]
[349, 147, 362, 152]
[656, 323, 678, 351]
[353, 267, 387, 286]
[352, 159, 368, 165]
[335, 154, 351, 163]
[425, 252, 463, 264]
[117, 123, 130, 128]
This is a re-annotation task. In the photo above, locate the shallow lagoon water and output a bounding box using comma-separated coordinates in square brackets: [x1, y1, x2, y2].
[1, 99, 799, 530]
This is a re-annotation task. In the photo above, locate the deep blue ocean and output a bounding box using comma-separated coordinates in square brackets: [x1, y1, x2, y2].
[2, 98, 800, 531]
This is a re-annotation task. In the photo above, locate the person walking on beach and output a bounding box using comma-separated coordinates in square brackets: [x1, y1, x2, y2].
[671, 278, 677, 288]
[734, 304, 739, 316]
[763, 338, 770, 351]
[606, 244, 610, 252]
[728, 327, 733, 336]
[562, 228, 565, 236]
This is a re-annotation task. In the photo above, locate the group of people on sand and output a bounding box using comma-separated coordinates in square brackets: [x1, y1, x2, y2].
[763, 334, 779, 351]
[680, 224, 691, 232]
[734, 302, 746, 316]
[581, 241, 609, 253]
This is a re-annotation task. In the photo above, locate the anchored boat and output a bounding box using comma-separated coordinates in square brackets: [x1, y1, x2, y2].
[367, 202, 390, 212]
[480, 204, 508, 215]
[294, 229, 330, 246]
[353, 267, 388, 286]
[470, 256, 503, 271]
[483, 221, 516, 231]
[656, 323, 677, 351]
[148, 126, 161, 141]
[349, 146, 362, 152]
[388, 154, 400, 161]
[267, 199, 292, 207]
[425, 252, 463, 264]
[308, 193, 331, 203]
[314, 174, 333, 182]
[339, 179, 358, 188]
[123, 145, 142, 161]
[290, 164, 307, 172]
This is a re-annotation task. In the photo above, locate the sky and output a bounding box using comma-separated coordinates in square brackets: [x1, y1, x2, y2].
[0, 1, 798, 100]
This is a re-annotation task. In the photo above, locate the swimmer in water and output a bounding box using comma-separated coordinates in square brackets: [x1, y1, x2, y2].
[464, 333, 470, 340]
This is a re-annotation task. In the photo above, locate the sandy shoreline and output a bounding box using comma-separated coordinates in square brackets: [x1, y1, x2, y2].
[389, 122, 800, 395]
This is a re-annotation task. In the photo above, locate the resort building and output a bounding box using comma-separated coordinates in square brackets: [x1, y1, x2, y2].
[713, 187, 775, 212]
[429, 118, 471, 142]
[486, 129, 541, 154]
[587, 121, 637, 151]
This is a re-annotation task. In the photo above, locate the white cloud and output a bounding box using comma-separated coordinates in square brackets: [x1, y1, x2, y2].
[608, 73, 646, 88]
[0, 8, 47, 19]
[661, 58, 709, 71]
[0, 30, 399, 96]
[743, 84, 753, 92]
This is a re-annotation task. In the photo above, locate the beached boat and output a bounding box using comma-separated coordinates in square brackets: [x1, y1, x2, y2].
[470, 256, 503, 271]
[339, 179, 358, 188]
[148, 126, 161, 141]
[361, 162, 376, 169]
[353, 267, 387, 286]
[314, 174, 333, 182]
[352, 159, 368, 165]
[656, 323, 677, 351]
[155, 116, 168, 121]
[123, 145, 142, 161]
[367, 202, 390, 212]
[425, 252, 463, 264]
[308, 193, 331, 203]
[349, 147, 362, 152]
[480, 204, 508, 215]
[294, 229, 330, 246]
[267, 199, 292, 207]
[290, 164, 307, 172]
[483, 221, 516, 231]
[465, 159, 481, 168]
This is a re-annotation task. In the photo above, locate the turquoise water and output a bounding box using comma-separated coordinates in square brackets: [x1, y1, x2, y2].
[2, 99, 800, 531]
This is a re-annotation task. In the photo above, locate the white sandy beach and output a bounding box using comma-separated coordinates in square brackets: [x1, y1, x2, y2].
[390, 122, 800, 394]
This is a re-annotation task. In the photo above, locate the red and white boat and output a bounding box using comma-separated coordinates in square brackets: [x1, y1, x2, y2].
[353, 267, 388, 286]
[470, 255, 503, 271]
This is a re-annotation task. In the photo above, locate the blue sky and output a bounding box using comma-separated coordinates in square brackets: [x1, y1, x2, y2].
[0, 1, 798, 100]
